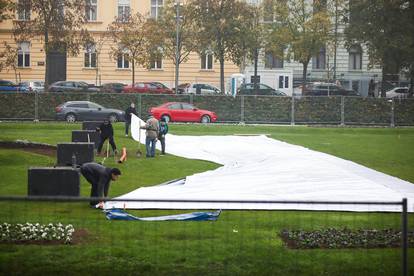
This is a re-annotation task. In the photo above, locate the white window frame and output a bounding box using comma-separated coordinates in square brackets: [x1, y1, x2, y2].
[264, 51, 284, 69]
[151, 0, 164, 19]
[118, 0, 130, 21]
[312, 47, 326, 70]
[201, 52, 213, 70]
[150, 57, 163, 69]
[17, 42, 30, 67]
[85, 0, 97, 22]
[84, 44, 97, 68]
[17, 0, 31, 21]
[348, 45, 362, 70]
[117, 52, 129, 69]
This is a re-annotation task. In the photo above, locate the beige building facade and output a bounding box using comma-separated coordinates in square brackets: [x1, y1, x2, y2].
[0, 0, 239, 88]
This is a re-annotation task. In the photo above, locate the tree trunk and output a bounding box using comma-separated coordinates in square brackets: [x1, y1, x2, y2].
[253, 48, 258, 93]
[44, 31, 49, 90]
[302, 61, 308, 94]
[132, 60, 135, 85]
[220, 55, 225, 94]
[409, 63, 414, 98]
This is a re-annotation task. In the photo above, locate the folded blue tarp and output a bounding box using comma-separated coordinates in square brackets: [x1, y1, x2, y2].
[104, 209, 221, 221]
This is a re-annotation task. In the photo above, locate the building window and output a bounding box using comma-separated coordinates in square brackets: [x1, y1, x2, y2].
[348, 45, 362, 70]
[118, 0, 130, 21]
[264, 51, 283, 69]
[84, 44, 96, 68]
[17, 42, 30, 67]
[150, 0, 163, 19]
[117, 53, 129, 69]
[17, 0, 31, 21]
[313, 0, 327, 13]
[85, 0, 97, 21]
[150, 57, 162, 69]
[263, 0, 274, 22]
[201, 52, 213, 70]
[312, 47, 326, 70]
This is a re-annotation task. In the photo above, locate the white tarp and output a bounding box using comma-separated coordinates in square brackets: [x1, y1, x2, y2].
[105, 114, 414, 212]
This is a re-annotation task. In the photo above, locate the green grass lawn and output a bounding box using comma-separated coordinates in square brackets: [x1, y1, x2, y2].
[0, 122, 413, 275]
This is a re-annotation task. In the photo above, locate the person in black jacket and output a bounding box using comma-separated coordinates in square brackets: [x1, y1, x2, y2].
[80, 162, 121, 207]
[96, 120, 117, 155]
[124, 102, 137, 137]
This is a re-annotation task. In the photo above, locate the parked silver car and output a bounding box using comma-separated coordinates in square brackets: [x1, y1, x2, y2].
[55, 101, 125, 123]
[19, 81, 45, 92]
[175, 83, 221, 94]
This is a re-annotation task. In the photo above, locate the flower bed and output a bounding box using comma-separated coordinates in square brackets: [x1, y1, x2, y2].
[281, 228, 414, 249]
[0, 222, 75, 244]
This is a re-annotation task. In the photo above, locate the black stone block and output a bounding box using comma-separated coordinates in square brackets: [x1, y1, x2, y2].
[28, 167, 80, 196]
[72, 130, 100, 147]
[82, 121, 103, 131]
[57, 142, 94, 166]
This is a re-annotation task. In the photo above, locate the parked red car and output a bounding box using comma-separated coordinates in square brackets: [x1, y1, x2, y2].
[123, 82, 173, 94]
[150, 102, 217, 123]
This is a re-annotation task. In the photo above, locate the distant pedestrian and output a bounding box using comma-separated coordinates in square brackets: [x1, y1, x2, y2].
[368, 79, 375, 97]
[96, 120, 118, 155]
[80, 162, 121, 207]
[141, 116, 159, 158]
[124, 102, 137, 136]
[158, 117, 169, 155]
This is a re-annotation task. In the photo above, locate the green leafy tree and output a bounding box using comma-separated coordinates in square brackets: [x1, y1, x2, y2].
[0, 0, 14, 22]
[189, 0, 253, 93]
[107, 13, 161, 85]
[272, 0, 331, 90]
[13, 0, 90, 87]
[0, 42, 19, 82]
[227, 3, 266, 88]
[157, 0, 199, 88]
[345, 0, 414, 97]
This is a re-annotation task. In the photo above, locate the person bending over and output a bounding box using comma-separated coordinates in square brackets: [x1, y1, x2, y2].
[80, 162, 121, 207]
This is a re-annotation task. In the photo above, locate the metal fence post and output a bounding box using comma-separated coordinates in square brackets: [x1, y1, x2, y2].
[189, 94, 193, 104]
[341, 96, 345, 126]
[290, 96, 295, 126]
[391, 98, 395, 128]
[241, 96, 245, 123]
[34, 91, 39, 121]
[402, 198, 408, 276]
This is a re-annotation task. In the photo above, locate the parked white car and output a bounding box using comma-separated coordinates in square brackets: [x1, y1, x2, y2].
[176, 83, 221, 95]
[386, 87, 409, 99]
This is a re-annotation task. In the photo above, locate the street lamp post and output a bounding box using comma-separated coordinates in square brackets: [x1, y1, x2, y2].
[174, 1, 182, 93]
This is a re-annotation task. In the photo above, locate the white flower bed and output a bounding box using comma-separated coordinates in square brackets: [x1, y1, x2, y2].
[0, 222, 75, 244]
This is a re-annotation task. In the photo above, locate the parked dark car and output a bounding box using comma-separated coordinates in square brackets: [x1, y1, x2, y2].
[48, 81, 100, 93]
[101, 82, 126, 93]
[0, 80, 29, 92]
[55, 101, 125, 123]
[238, 83, 287, 96]
[123, 82, 173, 94]
[150, 102, 217, 123]
[303, 82, 359, 96]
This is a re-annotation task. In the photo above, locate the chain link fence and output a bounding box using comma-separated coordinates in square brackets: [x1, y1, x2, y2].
[0, 92, 413, 126]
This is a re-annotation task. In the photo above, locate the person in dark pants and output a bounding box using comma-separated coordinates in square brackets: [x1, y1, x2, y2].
[96, 120, 117, 155]
[158, 117, 169, 155]
[124, 102, 137, 137]
[80, 162, 121, 207]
